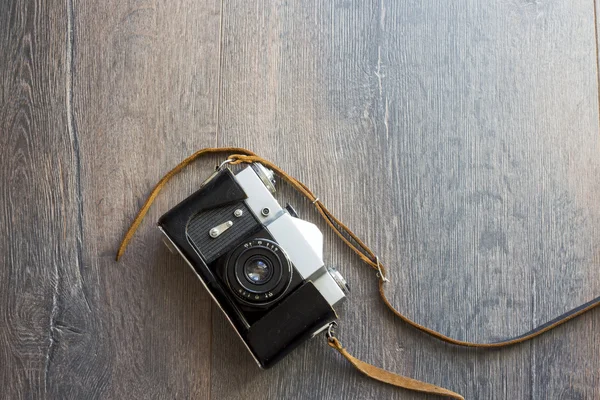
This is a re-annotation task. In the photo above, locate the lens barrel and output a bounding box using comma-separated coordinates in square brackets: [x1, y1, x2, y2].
[225, 238, 292, 305]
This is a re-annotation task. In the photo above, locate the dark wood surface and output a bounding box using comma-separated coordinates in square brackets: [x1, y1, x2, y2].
[1, 0, 599, 399]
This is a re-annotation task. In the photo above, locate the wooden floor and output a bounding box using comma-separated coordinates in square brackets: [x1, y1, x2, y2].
[2, 1, 600, 399]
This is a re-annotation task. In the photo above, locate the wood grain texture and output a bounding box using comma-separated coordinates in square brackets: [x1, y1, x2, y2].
[0, 1, 86, 398]
[215, 1, 600, 399]
[2, 0, 222, 398]
[1, 0, 599, 399]
[69, 0, 224, 398]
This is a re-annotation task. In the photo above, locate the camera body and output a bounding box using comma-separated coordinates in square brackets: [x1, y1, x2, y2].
[158, 163, 349, 368]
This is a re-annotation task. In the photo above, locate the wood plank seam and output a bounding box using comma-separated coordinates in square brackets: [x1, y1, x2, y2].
[594, 0, 600, 143]
[215, 0, 226, 148]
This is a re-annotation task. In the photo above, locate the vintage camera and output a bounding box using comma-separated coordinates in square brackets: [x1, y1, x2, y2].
[158, 163, 349, 368]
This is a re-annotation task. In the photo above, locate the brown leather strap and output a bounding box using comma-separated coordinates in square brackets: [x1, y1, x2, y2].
[379, 285, 600, 348]
[328, 337, 464, 399]
[115, 147, 256, 261]
[223, 152, 600, 348]
[115, 147, 599, 397]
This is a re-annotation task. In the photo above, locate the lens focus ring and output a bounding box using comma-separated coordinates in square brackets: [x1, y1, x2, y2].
[225, 238, 292, 306]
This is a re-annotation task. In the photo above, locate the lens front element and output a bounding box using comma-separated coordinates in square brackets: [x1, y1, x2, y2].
[244, 258, 272, 284]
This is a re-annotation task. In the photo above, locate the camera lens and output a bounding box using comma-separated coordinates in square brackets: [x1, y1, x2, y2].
[244, 258, 272, 284]
[225, 238, 293, 306]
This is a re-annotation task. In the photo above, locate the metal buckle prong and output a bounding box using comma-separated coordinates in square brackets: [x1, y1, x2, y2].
[217, 159, 233, 170]
[326, 321, 338, 342]
[375, 256, 390, 283]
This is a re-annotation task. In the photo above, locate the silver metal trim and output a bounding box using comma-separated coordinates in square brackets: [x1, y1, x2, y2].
[209, 220, 233, 238]
[251, 163, 276, 193]
[311, 322, 333, 338]
[327, 267, 350, 295]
